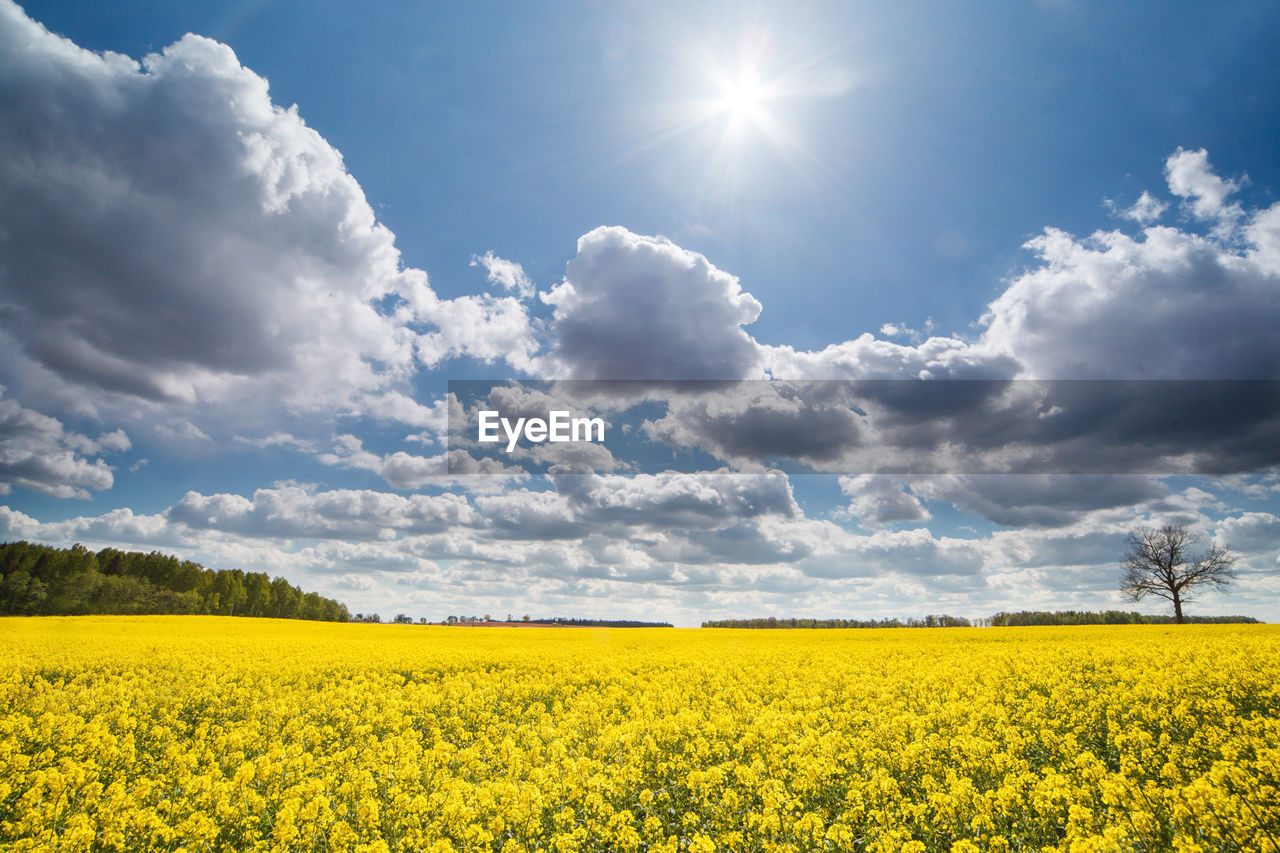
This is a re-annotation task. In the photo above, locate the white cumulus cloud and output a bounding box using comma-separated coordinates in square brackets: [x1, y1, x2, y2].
[0, 1, 533, 428]
[471, 251, 536, 299]
[0, 388, 128, 498]
[837, 475, 931, 526]
[538, 227, 765, 379]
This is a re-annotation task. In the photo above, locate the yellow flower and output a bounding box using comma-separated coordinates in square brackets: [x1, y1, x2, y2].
[0, 617, 1276, 853]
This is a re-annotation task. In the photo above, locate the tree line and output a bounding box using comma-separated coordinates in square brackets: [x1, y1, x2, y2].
[0, 541, 350, 621]
[702, 615, 974, 629]
[701, 611, 1260, 629]
[986, 610, 1259, 626]
[442, 615, 674, 628]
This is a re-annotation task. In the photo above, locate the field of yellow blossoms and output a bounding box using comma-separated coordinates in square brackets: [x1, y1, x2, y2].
[2, 617, 1278, 852]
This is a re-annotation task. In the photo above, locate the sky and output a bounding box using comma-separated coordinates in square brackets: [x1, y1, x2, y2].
[1, 0, 1278, 626]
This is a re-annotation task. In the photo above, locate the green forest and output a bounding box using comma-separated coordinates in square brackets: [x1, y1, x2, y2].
[0, 541, 350, 621]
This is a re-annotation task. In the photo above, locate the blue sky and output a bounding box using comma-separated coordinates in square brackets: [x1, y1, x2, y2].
[1, 0, 1278, 625]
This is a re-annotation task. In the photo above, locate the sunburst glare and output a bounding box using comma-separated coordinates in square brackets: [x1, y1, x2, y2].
[582, 23, 859, 227]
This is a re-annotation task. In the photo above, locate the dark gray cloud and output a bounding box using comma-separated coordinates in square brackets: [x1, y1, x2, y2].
[453, 379, 1280, 481]
[989, 529, 1133, 570]
[644, 382, 866, 467]
[909, 475, 1170, 529]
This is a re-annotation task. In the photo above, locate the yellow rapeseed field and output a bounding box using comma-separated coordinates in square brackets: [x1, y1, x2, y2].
[1, 618, 1277, 852]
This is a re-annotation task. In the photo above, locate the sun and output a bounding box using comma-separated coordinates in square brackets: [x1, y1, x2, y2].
[605, 24, 854, 208]
[716, 72, 768, 123]
[704, 63, 777, 139]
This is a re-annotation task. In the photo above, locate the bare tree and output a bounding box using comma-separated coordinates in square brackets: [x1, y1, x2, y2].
[1121, 524, 1236, 623]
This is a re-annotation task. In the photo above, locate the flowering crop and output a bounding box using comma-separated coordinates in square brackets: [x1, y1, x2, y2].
[2, 617, 1277, 851]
